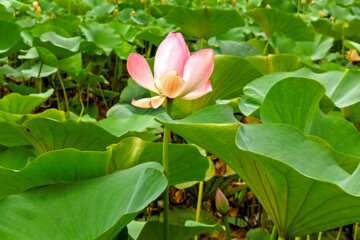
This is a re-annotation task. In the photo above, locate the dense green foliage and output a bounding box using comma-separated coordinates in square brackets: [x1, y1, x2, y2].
[1, 0, 360, 239]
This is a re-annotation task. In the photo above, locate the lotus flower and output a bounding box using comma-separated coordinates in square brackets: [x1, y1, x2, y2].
[127, 32, 214, 108]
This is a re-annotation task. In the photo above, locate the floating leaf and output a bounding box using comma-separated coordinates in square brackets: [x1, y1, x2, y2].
[0, 162, 167, 239]
[96, 114, 161, 141]
[40, 31, 82, 52]
[80, 22, 122, 55]
[128, 220, 224, 240]
[156, 5, 244, 39]
[0, 89, 53, 114]
[246, 8, 314, 41]
[0, 20, 24, 58]
[0, 146, 34, 170]
[0, 149, 111, 198]
[240, 68, 360, 119]
[21, 62, 57, 78]
[22, 118, 120, 154]
[109, 137, 209, 186]
[157, 105, 360, 238]
[260, 78, 360, 172]
[245, 54, 302, 75]
[58, 53, 82, 76]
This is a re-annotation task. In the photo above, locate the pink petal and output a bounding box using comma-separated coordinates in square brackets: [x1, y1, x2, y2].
[181, 80, 213, 100]
[154, 32, 190, 80]
[131, 95, 166, 109]
[181, 49, 214, 95]
[155, 71, 185, 99]
[127, 53, 158, 93]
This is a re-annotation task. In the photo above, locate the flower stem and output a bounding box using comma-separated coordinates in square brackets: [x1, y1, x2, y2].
[163, 99, 173, 240]
[51, 75, 60, 110]
[297, 0, 301, 15]
[263, 39, 270, 55]
[68, 0, 71, 15]
[336, 226, 343, 240]
[278, 237, 285, 240]
[57, 70, 69, 118]
[342, 29, 345, 56]
[307, 235, 310, 240]
[354, 223, 358, 240]
[318, 232, 322, 240]
[270, 226, 278, 240]
[97, 82, 108, 110]
[194, 181, 204, 240]
[200, 38, 205, 50]
[36, 62, 43, 93]
[77, 87, 84, 122]
[295, 237, 301, 240]
[223, 215, 231, 240]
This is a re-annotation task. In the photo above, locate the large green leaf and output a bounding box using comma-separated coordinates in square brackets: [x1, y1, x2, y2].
[0, 89, 53, 114]
[0, 146, 34, 170]
[39, 31, 82, 53]
[211, 40, 261, 57]
[21, 62, 58, 78]
[245, 228, 270, 240]
[270, 34, 333, 62]
[109, 137, 209, 186]
[0, 122, 30, 147]
[86, 2, 115, 21]
[0, 20, 24, 57]
[0, 117, 120, 151]
[22, 118, 120, 154]
[156, 5, 244, 39]
[128, 220, 224, 240]
[172, 55, 262, 118]
[246, 8, 314, 41]
[95, 114, 161, 141]
[312, 18, 360, 40]
[107, 103, 164, 118]
[36, 46, 58, 67]
[80, 22, 122, 55]
[58, 53, 82, 76]
[260, 78, 360, 170]
[240, 68, 360, 119]
[0, 149, 111, 198]
[0, 162, 167, 240]
[245, 54, 302, 75]
[156, 105, 360, 238]
[0, 108, 65, 124]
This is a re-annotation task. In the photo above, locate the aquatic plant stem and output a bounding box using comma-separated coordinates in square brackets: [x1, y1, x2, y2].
[163, 99, 173, 240]
[51, 75, 60, 110]
[193, 30, 203, 238]
[263, 39, 269, 55]
[336, 226, 343, 240]
[57, 70, 69, 118]
[194, 181, 204, 240]
[354, 223, 358, 240]
[200, 38, 205, 50]
[223, 215, 231, 240]
[36, 62, 43, 93]
[97, 82, 108, 110]
[77, 87, 85, 122]
[270, 226, 278, 240]
[318, 232, 322, 240]
[68, 0, 71, 15]
[342, 28, 345, 56]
